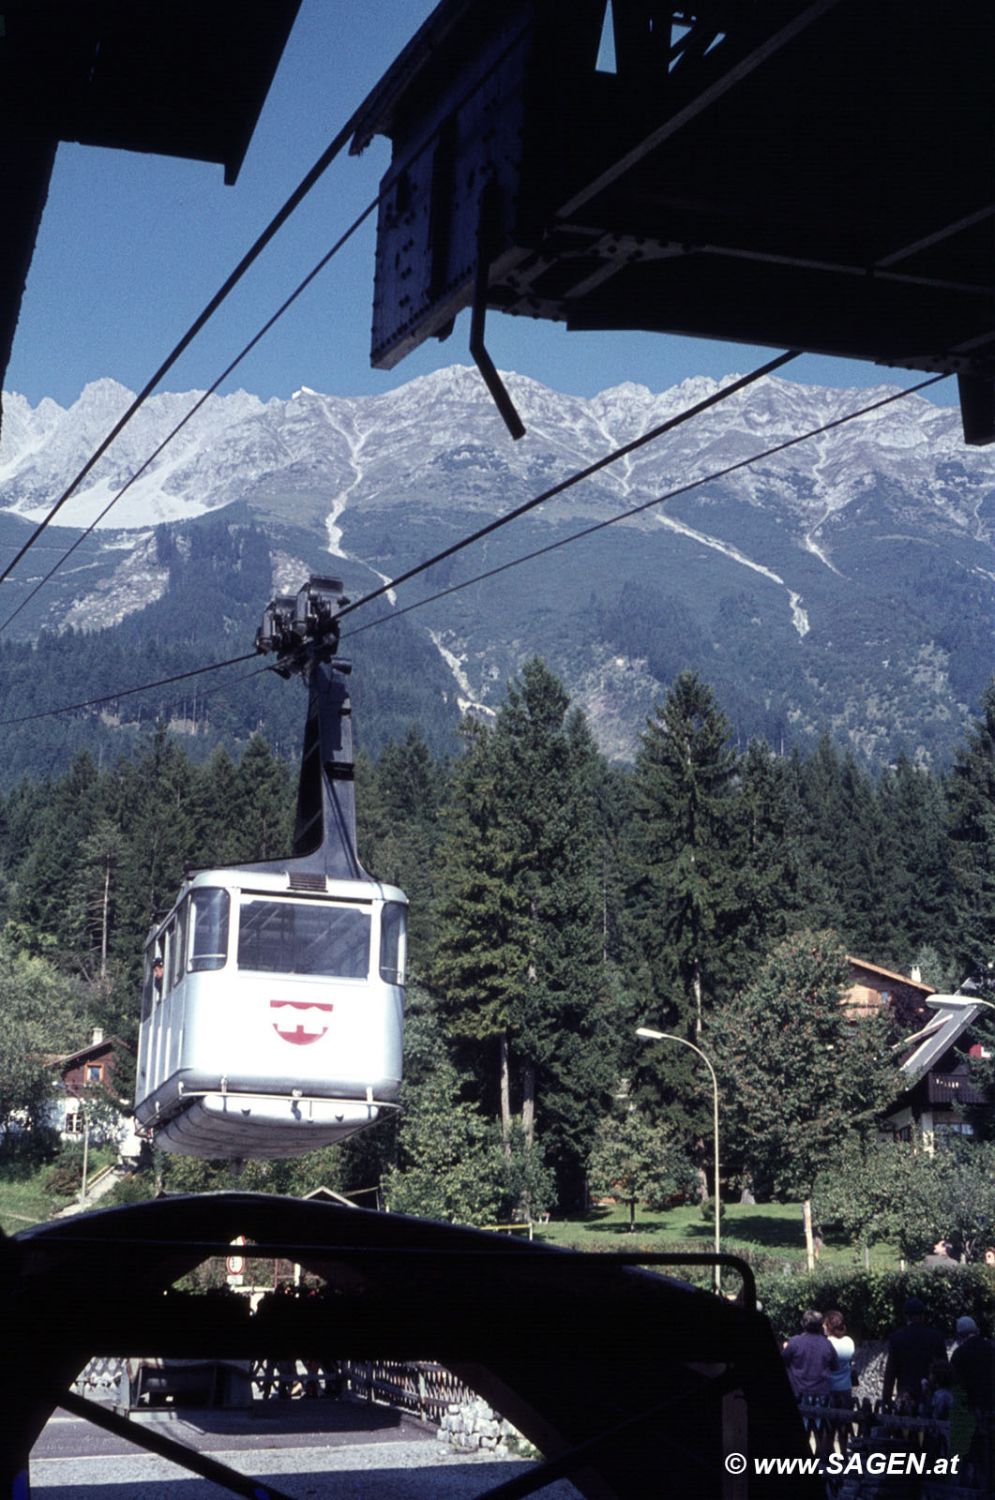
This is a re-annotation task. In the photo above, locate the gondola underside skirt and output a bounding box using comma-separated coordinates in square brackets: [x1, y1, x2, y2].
[152, 1091, 388, 1159]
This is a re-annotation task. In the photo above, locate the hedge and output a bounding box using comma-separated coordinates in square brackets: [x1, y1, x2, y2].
[756, 1265, 995, 1342]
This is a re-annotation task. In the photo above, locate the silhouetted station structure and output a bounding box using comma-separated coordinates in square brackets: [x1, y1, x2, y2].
[352, 0, 995, 443]
[0, 0, 301, 410]
[3, 6, 991, 1495]
[3, 1195, 822, 1499]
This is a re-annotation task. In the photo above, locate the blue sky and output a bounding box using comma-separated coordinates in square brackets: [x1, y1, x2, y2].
[7, 0, 956, 412]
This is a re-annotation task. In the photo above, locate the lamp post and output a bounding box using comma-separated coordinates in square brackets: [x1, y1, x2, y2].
[636, 1027, 721, 1293]
[925, 994, 995, 1017]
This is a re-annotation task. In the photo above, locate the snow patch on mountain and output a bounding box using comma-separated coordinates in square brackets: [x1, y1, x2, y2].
[429, 630, 495, 717]
[62, 532, 167, 630]
[655, 512, 810, 637]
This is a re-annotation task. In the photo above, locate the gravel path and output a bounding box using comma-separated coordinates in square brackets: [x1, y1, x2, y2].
[30, 1407, 583, 1499]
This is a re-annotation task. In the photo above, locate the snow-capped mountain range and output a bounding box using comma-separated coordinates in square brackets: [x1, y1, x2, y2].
[1, 365, 993, 766]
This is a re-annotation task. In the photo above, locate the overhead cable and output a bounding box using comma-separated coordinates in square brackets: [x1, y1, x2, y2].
[0, 651, 263, 727]
[335, 350, 801, 620]
[0, 194, 379, 636]
[342, 373, 951, 640]
[0, 117, 367, 592]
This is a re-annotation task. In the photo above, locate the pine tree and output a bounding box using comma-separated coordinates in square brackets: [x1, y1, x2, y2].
[946, 680, 995, 984]
[875, 757, 953, 968]
[627, 672, 742, 1036]
[228, 736, 294, 863]
[834, 749, 890, 955]
[110, 727, 198, 987]
[734, 738, 807, 958]
[363, 729, 447, 964]
[790, 735, 848, 932]
[12, 752, 107, 952]
[431, 660, 616, 1202]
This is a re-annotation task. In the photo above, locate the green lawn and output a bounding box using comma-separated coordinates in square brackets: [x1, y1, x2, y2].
[0, 1146, 117, 1234]
[0, 1174, 59, 1233]
[534, 1202, 899, 1271]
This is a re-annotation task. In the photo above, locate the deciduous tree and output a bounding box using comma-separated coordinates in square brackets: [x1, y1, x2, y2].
[714, 929, 898, 1268]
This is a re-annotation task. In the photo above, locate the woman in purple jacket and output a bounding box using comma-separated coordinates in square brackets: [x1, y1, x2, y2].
[783, 1309, 838, 1397]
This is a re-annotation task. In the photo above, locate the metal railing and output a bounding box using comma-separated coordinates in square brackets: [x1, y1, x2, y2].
[338, 1360, 477, 1423]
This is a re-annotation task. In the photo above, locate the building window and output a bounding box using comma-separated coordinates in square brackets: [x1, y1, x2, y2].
[65, 1111, 84, 1134]
[85, 1063, 104, 1084]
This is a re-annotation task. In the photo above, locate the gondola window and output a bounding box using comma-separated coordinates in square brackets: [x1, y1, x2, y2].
[379, 902, 406, 984]
[189, 888, 230, 971]
[237, 898, 372, 979]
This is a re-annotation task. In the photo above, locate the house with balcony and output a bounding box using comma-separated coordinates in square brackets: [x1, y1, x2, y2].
[844, 959, 989, 1148]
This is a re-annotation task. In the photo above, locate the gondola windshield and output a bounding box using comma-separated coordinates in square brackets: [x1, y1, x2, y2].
[237, 897, 371, 979]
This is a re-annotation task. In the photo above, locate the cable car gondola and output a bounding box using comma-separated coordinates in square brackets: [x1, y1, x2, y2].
[133, 578, 406, 1159]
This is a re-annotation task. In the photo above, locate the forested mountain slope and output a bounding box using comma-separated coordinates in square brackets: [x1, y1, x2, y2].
[2, 366, 993, 780]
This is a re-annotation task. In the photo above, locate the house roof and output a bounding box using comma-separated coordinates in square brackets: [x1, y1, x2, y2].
[898, 998, 983, 1081]
[45, 1035, 134, 1072]
[846, 957, 935, 996]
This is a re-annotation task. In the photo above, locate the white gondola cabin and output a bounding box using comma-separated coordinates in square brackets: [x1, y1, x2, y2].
[134, 869, 406, 1158]
[133, 578, 407, 1159]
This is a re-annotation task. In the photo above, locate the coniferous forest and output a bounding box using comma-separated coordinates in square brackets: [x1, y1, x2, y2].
[1, 661, 994, 1223]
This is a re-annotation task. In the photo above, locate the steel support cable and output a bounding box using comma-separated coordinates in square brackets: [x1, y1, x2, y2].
[0, 195, 380, 637]
[334, 350, 801, 621]
[0, 120, 367, 592]
[341, 373, 950, 641]
[0, 23, 530, 616]
[0, 652, 265, 727]
[4, 376, 949, 729]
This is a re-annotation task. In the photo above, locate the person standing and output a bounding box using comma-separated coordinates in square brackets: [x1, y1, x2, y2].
[949, 1315, 993, 1486]
[783, 1309, 838, 1398]
[824, 1309, 856, 1397]
[824, 1309, 856, 1456]
[882, 1296, 947, 1405]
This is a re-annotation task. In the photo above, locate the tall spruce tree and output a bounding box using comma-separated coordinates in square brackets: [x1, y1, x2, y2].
[12, 752, 108, 953]
[734, 738, 807, 958]
[946, 680, 995, 985]
[627, 672, 742, 1036]
[362, 729, 447, 965]
[835, 749, 890, 956]
[431, 660, 616, 1202]
[875, 757, 953, 969]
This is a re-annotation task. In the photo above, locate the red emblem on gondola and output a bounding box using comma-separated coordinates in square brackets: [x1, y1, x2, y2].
[270, 999, 333, 1046]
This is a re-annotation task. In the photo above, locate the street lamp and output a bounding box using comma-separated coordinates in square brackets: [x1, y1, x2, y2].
[636, 1027, 721, 1293]
[925, 993, 995, 1017]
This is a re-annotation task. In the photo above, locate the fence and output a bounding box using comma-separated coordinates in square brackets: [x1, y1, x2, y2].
[337, 1360, 477, 1423]
[797, 1396, 989, 1498]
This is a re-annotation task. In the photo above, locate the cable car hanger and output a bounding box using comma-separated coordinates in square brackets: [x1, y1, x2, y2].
[252, 576, 368, 884]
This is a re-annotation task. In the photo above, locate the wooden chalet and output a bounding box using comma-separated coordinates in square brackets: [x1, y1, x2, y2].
[47, 1029, 133, 1139]
[845, 958, 988, 1148]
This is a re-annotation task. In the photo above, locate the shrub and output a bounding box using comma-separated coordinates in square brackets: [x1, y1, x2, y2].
[42, 1160, 82, 1199]
[756, 1266, 995, 1342]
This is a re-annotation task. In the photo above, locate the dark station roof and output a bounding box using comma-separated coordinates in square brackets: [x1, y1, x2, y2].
[352, 0, 995, 442]
[0, 0, 301, 400]
[3, 1193, 820, 1497]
